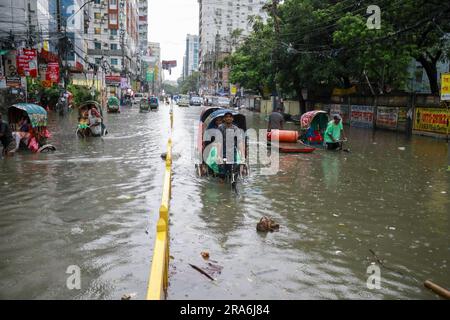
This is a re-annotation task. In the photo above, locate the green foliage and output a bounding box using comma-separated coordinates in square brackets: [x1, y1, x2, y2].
[67, 84, 99, 106]
[179, 72, 200, 94]
[162, 82, 179, 95]
[226, 0, 450, 99]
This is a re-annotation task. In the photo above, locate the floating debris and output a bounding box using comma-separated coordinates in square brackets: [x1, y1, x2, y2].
[121, 293, 137, 300]
[398, 147, 406, 151]
[201, 251, 210, 260]
[189, 264, 215, 281]
[256, 216, 280, 232]
[251, 269, 278, 276]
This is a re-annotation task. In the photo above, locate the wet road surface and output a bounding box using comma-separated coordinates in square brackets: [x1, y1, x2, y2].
[0, 103, 449, 299]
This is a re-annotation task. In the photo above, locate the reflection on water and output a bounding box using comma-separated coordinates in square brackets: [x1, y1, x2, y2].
[0, 106, 171, 299]
[168, 109, 449, 300]
[1, 105, 449, 300]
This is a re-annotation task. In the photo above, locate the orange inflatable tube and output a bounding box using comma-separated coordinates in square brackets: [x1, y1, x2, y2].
[268, 130, 299, 143]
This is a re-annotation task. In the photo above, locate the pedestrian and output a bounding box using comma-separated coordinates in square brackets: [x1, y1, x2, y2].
[268, 107, 284, 132]
[406, 107, 413, 137]
[324, 115, 347, 150]
[0, 113, 17, 157]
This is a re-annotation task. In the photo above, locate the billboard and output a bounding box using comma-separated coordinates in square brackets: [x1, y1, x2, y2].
[441, 73, 450, 101]
[350, 105, 374, 128]
[376, 107, 398, 130]
[414, 108, 449, 134]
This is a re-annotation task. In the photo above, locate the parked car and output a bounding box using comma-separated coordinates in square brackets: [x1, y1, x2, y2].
[217, 97, 231, 108]
[190, 96, 202, 106]
[177, 94, 190, 107]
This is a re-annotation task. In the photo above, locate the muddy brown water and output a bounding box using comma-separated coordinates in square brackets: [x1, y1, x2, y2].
[1, 104, 449, 299]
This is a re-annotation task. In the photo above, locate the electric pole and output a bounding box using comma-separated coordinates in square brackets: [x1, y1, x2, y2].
[270, 0, 281, 112]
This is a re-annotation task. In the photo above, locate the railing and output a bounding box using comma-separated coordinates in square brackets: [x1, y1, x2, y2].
[146, 109, 174, 300]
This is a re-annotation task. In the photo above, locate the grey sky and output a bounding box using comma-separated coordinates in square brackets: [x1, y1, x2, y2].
[148, 0, 199, 82]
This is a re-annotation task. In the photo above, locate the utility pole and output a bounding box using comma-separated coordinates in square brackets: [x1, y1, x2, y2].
[270, 0, 281, 112]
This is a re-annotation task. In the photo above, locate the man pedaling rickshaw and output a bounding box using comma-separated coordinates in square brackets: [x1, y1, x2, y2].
[206, 111, 246, 182]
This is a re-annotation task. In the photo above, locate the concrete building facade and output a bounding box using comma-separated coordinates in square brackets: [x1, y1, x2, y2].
[198, 0, 268, 95]
[183, 34, 199, 79]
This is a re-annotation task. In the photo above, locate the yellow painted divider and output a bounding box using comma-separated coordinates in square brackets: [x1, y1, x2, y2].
[146, 111, 173, 300]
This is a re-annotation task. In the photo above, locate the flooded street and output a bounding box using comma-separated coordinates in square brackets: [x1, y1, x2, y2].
[1, 104, 449, 299]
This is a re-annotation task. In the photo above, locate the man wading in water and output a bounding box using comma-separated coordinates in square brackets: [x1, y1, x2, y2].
[324, 115, 347, 150]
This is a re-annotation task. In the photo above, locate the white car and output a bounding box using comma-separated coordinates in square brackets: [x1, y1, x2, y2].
[178, 95, 190, 107]
[134, 93, 145, 104]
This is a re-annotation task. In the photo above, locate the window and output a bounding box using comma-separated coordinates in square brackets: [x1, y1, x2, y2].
[94, 27, 101, 34]
[94, 0, 100, 4]
[111, 58, 118, 65]
[94, 42, 101, 49]
[94, 12, 101, 20]
[95, 58, 101, 65]
[109, 13, 118, 24]
[110, 44, 118, 50]
[110, 29, 117, 36]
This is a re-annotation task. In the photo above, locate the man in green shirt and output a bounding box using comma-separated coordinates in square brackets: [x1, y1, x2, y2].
[324, 115, 346, 150]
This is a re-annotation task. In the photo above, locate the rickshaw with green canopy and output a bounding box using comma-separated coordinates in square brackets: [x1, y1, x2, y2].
[107, 96, 120, 113]
[7, 103, 56, 153]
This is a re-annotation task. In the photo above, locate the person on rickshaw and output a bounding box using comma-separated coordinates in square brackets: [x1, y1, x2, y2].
[217, 112, 245, 179]
[88, 106, 102, 136]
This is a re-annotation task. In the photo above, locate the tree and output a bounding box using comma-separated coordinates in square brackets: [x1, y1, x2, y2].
[179, 72, 201, 94]
[227, 17, 276, 98]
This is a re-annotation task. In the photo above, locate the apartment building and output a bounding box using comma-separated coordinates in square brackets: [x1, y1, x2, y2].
[183, 34, 199, 79]
[85, 0, 139, 95]
[198, 0, 268, 94]
[138, 0, 148, 54]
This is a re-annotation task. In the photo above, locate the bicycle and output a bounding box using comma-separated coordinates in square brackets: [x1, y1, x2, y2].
[221, 158, 248, 194]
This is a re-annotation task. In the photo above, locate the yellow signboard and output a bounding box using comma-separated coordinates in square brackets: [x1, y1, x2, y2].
[414, 108, 450, 134]
[441, 73, 450, 101]
[230, 85, 237, 95]
[332, 86, 357, 96]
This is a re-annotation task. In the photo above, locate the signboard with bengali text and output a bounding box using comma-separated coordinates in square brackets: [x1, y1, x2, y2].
[350, 105, 374, 128]
[376, 107, 398, 130]
[414, 108, 449, 134]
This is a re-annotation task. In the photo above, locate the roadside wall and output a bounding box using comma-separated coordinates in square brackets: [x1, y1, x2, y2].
[252, 94, 449, 139]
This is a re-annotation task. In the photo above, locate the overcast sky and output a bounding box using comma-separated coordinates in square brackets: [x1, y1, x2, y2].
[148, 0, 199, 82]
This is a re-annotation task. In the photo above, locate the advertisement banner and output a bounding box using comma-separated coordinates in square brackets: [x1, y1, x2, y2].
[105, 75, 121, 86]
[351, 105, 374, 128]
[4, 51, 18, 77]
[441, 73, 450, 101]
[120, 77, 129, 89]
[376, 107, 398, 130]
[146, 71, 154, 82]
[16, 49, 38, 78]
[414, 108, 450, 134]
[230, 85, 237, 95]
[46, 62, 60, 83]
[6, 76, 22, 88]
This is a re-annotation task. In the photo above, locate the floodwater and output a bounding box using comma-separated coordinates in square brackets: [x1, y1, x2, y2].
[1, 104, 449, 299]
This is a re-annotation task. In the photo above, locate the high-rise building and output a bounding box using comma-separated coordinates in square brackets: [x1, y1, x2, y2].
[85, 0, 140, 96]
[138, 0, 148, 53]
[198, 0, 268, 94]
[183, 34, 199, 79]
